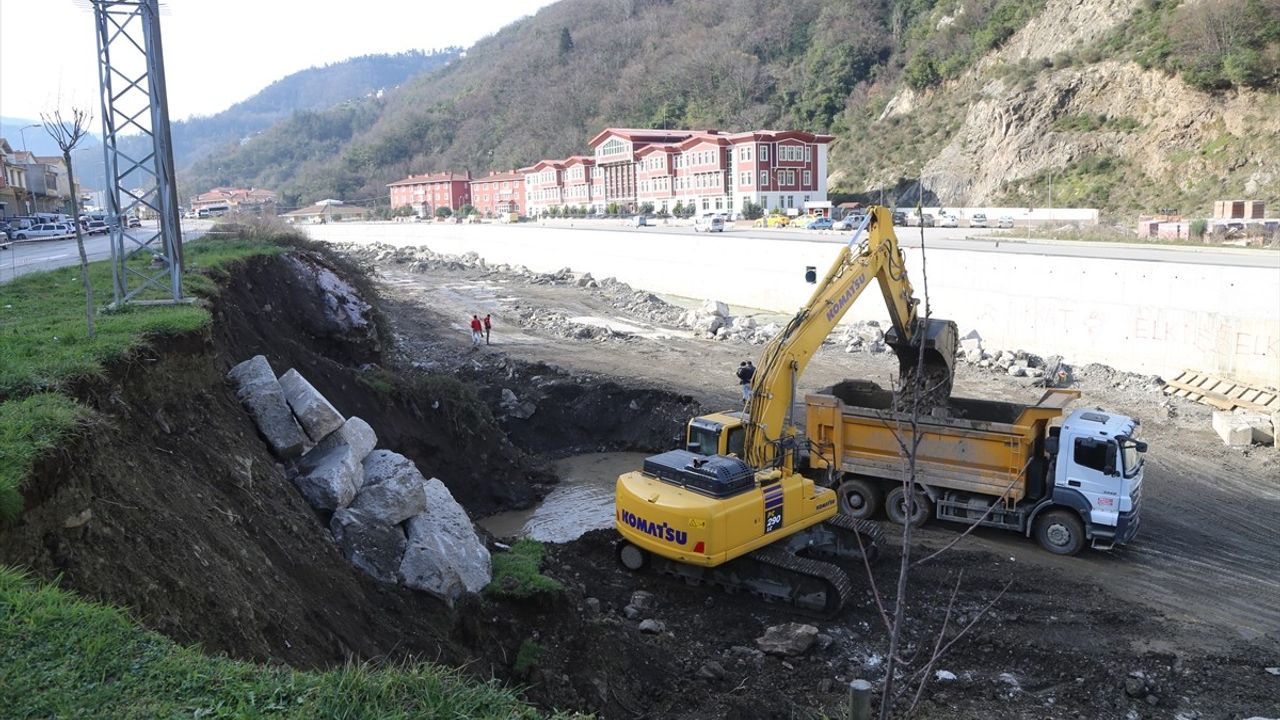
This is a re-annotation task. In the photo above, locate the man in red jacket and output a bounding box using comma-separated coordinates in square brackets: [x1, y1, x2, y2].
[469, 314, 484, 347]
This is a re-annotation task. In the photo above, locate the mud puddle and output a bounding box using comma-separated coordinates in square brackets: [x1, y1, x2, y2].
[480, 452, 648, 542]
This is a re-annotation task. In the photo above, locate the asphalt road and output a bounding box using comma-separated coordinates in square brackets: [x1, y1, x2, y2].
[549, 220, 1280, 268]
[0, 220, 211, 283]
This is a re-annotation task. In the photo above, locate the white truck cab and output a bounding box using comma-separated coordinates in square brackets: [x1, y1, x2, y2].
[1040, 409, 1145, 552]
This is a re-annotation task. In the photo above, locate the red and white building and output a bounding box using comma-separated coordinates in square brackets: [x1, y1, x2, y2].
[191, 186, 278, 215]
[520, 127, 834, 217]
[518, 159, 566, 215]
[468, 170, 526, 216]
[388, 172, 471, 217]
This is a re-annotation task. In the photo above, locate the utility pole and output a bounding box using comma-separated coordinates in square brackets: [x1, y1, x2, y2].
[93, 0, 185, 307]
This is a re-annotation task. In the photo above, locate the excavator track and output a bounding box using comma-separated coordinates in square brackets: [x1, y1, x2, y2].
[820, 513, 886, 562]
[621, 540, 857, 618]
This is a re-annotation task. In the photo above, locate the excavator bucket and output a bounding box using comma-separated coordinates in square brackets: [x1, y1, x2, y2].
[885, 318, 959, 403]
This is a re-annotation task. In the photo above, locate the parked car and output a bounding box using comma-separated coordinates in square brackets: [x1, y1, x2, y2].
[86, 220, 110, 235]
[630, 215, 649, 227]
[939, 214, 959, 228]
[997, 215, 1015, 228]
[126, 215, 141, 228]
[970, 213, 988, 228]
[892, 211, 908, 226]
[919, 214, 935, 227]
[13, 223, 74, 241]
[755, 214, 791, 228]
[806, 217, 834, 230]
[693, 214, 724, 232]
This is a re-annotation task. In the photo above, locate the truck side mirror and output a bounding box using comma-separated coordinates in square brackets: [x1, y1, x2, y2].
[1045, 437, 1059, 455]
[1104, 443, 1118, 476]
[804, 266, 817, 284]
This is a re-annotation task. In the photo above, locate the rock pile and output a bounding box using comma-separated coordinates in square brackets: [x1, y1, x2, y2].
[226, 355, 491, 603]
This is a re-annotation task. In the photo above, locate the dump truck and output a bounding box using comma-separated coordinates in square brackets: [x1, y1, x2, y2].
[807, 382, 1145, 555]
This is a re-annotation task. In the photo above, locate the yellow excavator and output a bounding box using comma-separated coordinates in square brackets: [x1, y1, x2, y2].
[614, 205, 958, 615]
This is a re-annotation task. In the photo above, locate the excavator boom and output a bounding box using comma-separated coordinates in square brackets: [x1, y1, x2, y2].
[744, 206, 957, 470]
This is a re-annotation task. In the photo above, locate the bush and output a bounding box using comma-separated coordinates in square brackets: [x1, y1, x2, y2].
[741, 200, 764, 220]
[434, 206, 452, 218]
[1190, 218, 1208, 239]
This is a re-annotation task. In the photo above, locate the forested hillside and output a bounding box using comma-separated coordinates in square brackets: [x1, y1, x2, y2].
[55, 50, 457, 194]
[187, 0, 1280, 217]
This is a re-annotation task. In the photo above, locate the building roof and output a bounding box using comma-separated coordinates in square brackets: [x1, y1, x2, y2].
[193, 186, 278, 204]
[282, 201, 367, 217]
[561, 155, 596, 167]
[387, 172, 471, 187]
[469, 170, 524, 184]
[724, 130, 836, 144]
[517, 159, 566, 173]
[586, 127, 701, 149]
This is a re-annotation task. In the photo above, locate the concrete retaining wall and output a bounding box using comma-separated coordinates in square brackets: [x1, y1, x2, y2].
[306, 223, 1280, 387]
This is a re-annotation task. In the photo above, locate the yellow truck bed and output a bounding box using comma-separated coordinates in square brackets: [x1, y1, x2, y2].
[805, 384, 1080, 502]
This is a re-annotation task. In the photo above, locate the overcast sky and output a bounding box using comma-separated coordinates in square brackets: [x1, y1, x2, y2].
[0, 0, 558, 122]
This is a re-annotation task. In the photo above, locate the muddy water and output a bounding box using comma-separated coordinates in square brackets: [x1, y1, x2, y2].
[480, 452, 649, 543]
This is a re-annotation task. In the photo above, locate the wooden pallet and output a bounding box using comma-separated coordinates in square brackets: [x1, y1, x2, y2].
[1164, 371, 1280, 413]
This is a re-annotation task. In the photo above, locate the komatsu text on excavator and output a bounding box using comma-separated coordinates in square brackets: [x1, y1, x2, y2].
[614, 206, 959, 615]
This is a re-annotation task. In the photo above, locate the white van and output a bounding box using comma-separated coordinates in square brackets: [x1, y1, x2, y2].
[694, 214, 724, 233]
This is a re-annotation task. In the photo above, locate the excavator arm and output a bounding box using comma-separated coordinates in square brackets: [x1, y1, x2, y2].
[744, 206, 957, 470]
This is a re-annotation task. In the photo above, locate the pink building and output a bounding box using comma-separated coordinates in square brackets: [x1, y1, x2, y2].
[388, 172, 472, 217]
[468, 171, 526, 216]
[520, 127, 834, 217]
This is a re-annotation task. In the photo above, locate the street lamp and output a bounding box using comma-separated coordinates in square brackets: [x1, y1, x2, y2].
[17, 123, 40, 214]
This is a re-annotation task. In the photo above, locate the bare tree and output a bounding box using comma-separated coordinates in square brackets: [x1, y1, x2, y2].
[42, 108, 95, 339]
[847, 192, 1012, 719]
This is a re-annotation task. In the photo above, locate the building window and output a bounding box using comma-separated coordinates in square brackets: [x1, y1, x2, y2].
[715, 197, 722, 210]
[804, 170, 812, 185]
[787, 195, 794, 208]
[760, 145, 768, 161]
[760, 170, 768, 186]
[702, 198, 709, 210]
[806, 145, 812, 162]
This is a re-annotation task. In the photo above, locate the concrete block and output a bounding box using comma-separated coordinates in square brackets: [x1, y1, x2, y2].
[279, 369, 345, 442]
[330, 507, 407, 585]
[399, 478, 491, 604]
[293, 444, 360, 510]
[226, 356, 306, 459]
[311, 416, 377, 465]
[1239, 411, 1275, 446]
[1211, 411, 1253, 446]
[353, 450, 429, 525]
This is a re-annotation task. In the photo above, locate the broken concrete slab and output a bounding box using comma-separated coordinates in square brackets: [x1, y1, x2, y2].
[755, 623, 819, 656]
[1212, 411, 1254, 447]
[700, 299, 730, 318]
[293, 443, 360, 510]
[226, 356, 306, 459]
[330, 507, 407, 585]
[278, 369, 345, 442]
[352, 450, 429, 525]
[399, 477, 492, 604]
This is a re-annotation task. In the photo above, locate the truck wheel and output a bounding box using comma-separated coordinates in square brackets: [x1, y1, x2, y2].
[837, 478, 882, 519]
[885, 486, 932, 527]
[1035, 509, 1085, 556]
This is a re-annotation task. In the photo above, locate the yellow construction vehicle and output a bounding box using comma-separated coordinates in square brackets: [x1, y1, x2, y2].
[615, 205, 958, 615]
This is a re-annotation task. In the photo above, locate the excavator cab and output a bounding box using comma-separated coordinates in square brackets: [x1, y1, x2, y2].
[885, 317, 959, 400]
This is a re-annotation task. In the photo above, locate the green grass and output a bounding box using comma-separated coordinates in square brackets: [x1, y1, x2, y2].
[513, 639, 544, 677]
[0, 236, 288, 524]
[0, 238, 286, 398]
[0, 567, 554, 719]
[486, 540, 564, 600]
[0, 394, 90, 523]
